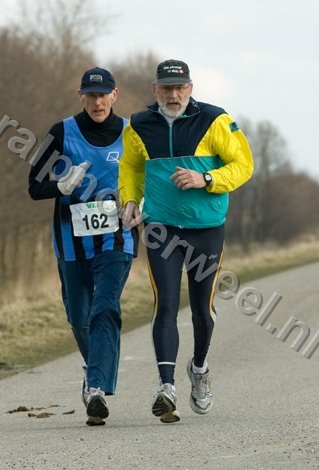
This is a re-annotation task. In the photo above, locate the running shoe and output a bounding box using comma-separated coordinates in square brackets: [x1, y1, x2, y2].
[152, 383, 180, 423]
[186, 358, 213, 414]
[86, 388, 109, 426]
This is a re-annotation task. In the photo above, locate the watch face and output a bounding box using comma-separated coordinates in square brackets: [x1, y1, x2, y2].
[205, 173, 212, 184]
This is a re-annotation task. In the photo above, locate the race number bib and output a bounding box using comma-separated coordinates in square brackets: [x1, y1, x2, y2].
[70, 200, 119, 236]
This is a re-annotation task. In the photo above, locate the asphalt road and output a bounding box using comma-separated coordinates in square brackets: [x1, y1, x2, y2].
[1, 262, 318, 469]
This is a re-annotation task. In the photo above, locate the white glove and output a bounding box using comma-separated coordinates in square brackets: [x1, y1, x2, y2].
[57, 162, 90, 195]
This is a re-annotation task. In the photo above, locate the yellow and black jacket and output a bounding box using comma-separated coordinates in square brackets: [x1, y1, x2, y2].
[119, 98, 254, 228]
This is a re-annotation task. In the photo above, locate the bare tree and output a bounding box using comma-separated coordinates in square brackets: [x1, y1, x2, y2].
[111, 52, 159, 116]
[248, 120, 291, 242]
[262, 172, 319, 243]
[0, 0, 118, 233]
[227, 118, 319, 246]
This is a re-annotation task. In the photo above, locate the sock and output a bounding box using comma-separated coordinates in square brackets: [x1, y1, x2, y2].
[192, 360, 208, 375]
[162, 383, 175, 391]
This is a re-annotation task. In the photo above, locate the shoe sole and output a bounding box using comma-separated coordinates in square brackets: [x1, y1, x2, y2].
[86, 416, 106, 426]
[87, 396, 109, 419]
[186, 360, 213, 415]
[160, 410, 181, 423]
[152, 393, 176, 417]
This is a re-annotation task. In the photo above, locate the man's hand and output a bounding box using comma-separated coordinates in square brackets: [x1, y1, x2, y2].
[170, 166, 208, 190]
[57, 162, 90, 195]
[122, 201, 142, 228]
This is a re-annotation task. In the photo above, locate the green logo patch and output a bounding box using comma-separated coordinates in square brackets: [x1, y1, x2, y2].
[86, 202, 97, 209]
[229, 121, 240, 132]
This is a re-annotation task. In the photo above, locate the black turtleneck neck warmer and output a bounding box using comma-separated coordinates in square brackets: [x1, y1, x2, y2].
[74, 108, 123, 147]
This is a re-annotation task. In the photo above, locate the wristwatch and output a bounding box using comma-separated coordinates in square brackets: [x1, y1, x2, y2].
[203, 172, 213, 187]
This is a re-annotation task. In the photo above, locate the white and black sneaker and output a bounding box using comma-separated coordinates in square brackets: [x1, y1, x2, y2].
[186, 359, 213, 414]
[152, 383, 180, 423]
[86, 388, 109, 426]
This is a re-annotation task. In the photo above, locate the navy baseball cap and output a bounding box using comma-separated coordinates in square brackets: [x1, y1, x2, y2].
[80, 67, 116, 94]
[155, 59, 192, 85]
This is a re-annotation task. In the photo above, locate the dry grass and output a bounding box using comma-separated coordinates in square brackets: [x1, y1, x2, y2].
[223, 236, 319, 282]
[0, 297, 75, 378]
[1, 236, 319, 380]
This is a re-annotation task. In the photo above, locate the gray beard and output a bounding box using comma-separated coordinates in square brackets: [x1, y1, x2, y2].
[158, 98, 190, 119]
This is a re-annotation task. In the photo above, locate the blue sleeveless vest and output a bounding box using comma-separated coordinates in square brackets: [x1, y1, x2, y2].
[62, 116, 125, 201]
[52, 116, 135, 260]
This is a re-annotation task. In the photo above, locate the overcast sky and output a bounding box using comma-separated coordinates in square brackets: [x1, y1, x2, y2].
[1, 0, 318, 180]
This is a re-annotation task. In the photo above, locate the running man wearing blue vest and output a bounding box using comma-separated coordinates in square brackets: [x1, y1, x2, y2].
[119, 59, 253, 423]
[29, 67, 138, 426]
